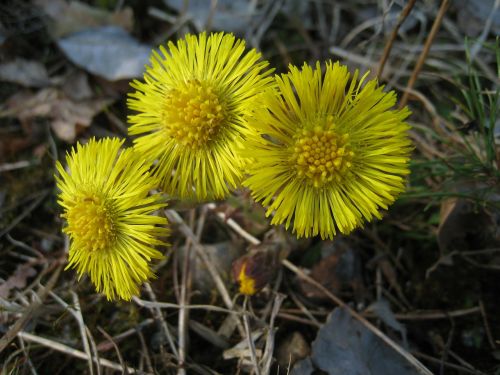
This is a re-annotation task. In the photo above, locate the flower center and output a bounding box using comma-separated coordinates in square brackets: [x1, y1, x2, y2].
[164, 79, 226, 149]
[291, 126, 354, 188]
[64, 195, 116, 252]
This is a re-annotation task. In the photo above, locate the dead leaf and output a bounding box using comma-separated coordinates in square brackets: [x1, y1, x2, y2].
[0, 263, 37, 299]
[300, 240, 364, 301]
[34, 0, 133, 38]
[62, 70, 93, 100]
[57, 26, 151, 81]
[292, 307, 425, 375]
[276, 331, 310, 370]
[437, 198, 494, 251]
[0, 58, 51, 87]
[365, 299, 407, 346]
[164, 0, 257, 33]
[3, 88, 113, 143]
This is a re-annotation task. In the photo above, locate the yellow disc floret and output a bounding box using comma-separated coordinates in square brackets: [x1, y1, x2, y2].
[64, 195, 116, 253]
[292, 124, 353, 188]
[164, 79, 226, 149]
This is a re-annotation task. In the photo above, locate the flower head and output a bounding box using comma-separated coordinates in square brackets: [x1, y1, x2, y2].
[243, 61, 412, 239]
[55, 138, 168, 300]
[128, 32, 272, 200]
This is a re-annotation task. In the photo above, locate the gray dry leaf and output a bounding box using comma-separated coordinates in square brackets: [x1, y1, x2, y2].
[57, 26, 151, 81]
[34, 0, 133, 38]
[3, 88, 113, 143]
[0, 58, 51, 87]
[292, 307, 422, 375]
[165, 0, 257, 33]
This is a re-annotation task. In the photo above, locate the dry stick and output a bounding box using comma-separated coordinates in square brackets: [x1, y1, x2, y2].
[276, 312, 321, 328]
[17, 336, 38, 375]
[133, 298, 238, 314]
[85, 327, 101, 375]
[206, 205, 433, 375]
[0, 189, 50, 239]
[399, 0, 450, 108]
[205, 203, 260, 246]
[242, 297, 261, 375]
[479, 300, 496, 350]
[48, 291, 102, 375]
[0, 263, 63, 353]
[413, 351, 488, 375]
[136, 326, 155, 374]
[178, 209, 196, 375]
[17, 331, 148, 374]
[376, 0, 417, 79]
[260, 294, 286, 375]
[71, 292, 94, 375]
[283, 259, 433, 375]
[165, 209, 246, 337]
[143, 283, 180, 359]
[96, 319, 154, 352]
[97, 327, 129, 375]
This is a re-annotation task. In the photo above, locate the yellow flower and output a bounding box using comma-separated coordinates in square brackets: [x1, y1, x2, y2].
[128, 32, 272, 200]
[243, 61, 412, 239]
[55, 138, 168, 301]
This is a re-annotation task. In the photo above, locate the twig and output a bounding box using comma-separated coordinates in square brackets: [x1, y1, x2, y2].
[178, 209, 196, 375]
[71, 292, 94, 375]
[260, 294, 285, 375]
[136, 327, 155, 374]
[276, 312, 321, 327]
[0, 189, 50, 239]
[165, 209, 246, 337]
[413, 351, 488, 375]
[479, 300, 496, 350]
[96, 318, 154, 352]
[17, 335, 38, 375]
[205, 203, 260, 246]
[142, 283, 180, 360]
[242, 297, 261, 375]
[0, 262, 63, 353]
[0, 160, 38, 173]
[133, 298, 240, 314]
[469, 0, 500, 60]
[399, 0, 450, 107]
[205, 204, 431, 374]
[17, 331, 149, 374]
[377, 0, 417, 78]
[97, 327, 128, 375]
[85, 327, 101, 375]
[48, 291, 102, 375]
[282, 259, 433, 375]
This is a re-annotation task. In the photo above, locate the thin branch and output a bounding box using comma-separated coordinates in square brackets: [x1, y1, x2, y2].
[165, 209, 246, 337]
[282, 259, 433, 375]
[142, 283, 180, 360]
[242, 297, 261, 375]
[17, 331, 148, 374]
[0, 262, 63, 353]
[377, 0, 417, 78]
[399, 0, 450, 107]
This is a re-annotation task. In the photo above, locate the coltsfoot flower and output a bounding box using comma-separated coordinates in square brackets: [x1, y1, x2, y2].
[55, 138, 168, 300]
[243, 61, 412, 239]
[128, 32, 272, 201]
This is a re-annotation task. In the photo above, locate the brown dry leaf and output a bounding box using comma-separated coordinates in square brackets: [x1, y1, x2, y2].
[0, 263, 37, 299]
[34, 0, 133, 38]
[300, 240, 364, 301]
[437, 198, 494, 251]
[2, 88, 113, 143]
